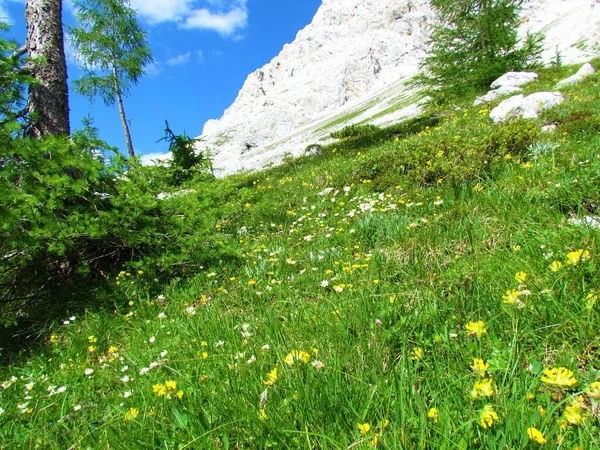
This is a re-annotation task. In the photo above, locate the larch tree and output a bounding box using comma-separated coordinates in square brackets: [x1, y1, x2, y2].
[69, 0, 153, 159]
[413, 0, 543, 103]
[25, 0, 70, 136]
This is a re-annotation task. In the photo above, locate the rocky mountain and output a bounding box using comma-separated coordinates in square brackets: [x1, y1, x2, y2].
[197, 0, 600, 176]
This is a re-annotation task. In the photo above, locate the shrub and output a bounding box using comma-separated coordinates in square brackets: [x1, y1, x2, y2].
[0, 127, 236, 324]
[393, 114, 540, 186]
[330, 124, 380, 140]
[159, 121, 214, 186]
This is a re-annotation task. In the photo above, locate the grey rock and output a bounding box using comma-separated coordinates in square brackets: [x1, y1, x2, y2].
[490, 72, 538, 90]
[555, 62, 595, 89]
[474, 85, 524, 106]
[489, 92, 564, 123]
[304, 144, 323, 157]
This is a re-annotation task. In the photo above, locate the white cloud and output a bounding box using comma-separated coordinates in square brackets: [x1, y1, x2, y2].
[0, 0, 11, 23]
[130, 0, 191, 24]
[166, 51, 191, 66]
[140, 151, 172, 166]
[182, 3, 247, 35]
[129, 0, 248, 36]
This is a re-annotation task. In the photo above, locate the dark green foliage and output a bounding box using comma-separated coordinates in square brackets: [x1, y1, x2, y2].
[330, 124, 380, 140]
[394, 115, 540, 186]
[413, 0, 543, 103]
[0, 127, 237, 325]
[349, 112, 539, 189]
[159, 121, 214, 185]
[0, 22, 31, 127]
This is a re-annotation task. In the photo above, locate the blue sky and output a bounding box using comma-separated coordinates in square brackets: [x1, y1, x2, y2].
[0, 0, 322, 160]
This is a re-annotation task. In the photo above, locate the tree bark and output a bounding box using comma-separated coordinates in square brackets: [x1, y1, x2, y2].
[25, 0, 70, 137]
[113, 66, 135, 158]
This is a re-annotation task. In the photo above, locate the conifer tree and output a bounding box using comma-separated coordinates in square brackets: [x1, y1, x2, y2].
[414, 0, 543, 103]
[69, 0, 153, 158]
[25, 0, 70, 136]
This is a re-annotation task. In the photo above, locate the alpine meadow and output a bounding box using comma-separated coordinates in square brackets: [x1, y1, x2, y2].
[1, 0, 600, 449]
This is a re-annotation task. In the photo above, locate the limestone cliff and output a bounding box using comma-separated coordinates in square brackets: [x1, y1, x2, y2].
[198, 0, 600, 176]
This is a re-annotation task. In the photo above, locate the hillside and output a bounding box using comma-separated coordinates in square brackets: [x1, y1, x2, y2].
[1, 59, 599, 448]
[196, 0, 600, 176]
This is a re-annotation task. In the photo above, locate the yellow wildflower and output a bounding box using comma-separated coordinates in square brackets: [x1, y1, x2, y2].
[358, 423, 371, 435]
[585, 292, 598, 310]
[284, 350, 311, 366]
[410, 347, 424, 361]
[427, 408, 439, 423]
[165, 380, 177, 392]
[541, 367, 577, 388]
[88, 336, 97, 344]
[124, 407, 139, 422]
[175, 390, 184, 400]
[527, 427, 547, 445]
[548, 260, 563, 272]
[107, 346, 119, 354]
[202, 352, 208, 359]
[369, 434, 378, 447]
[562, 402, 584, 426]
[586, 381, 600, 399]
[471, 378, 495, 398]
[247, 280, 256, 286]
[465, 321, 487, 338]
[515, 272, 527, 283]
[262, 367, 278, 386]
[480, 405, 499, 428]
[258, 409, 268, 421]
[87, 346, 96, 353]
[538, 405, 545, 417]
[566, 249, 590, 266]
[152, 384, 167, 397]
[502, 289, 520, 305]
[471, 359, 490, 377]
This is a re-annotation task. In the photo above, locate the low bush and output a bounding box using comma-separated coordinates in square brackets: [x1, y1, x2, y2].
[330, 124, 380, 140]
[0, 128, 237, 325]
[394, 113, 540, 186]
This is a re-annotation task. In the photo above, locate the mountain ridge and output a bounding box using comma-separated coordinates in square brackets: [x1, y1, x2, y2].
[195, 0, 600, 176]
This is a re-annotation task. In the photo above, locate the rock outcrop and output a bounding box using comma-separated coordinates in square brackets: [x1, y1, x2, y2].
[555, 62, 596, 89]
[474, 72, 538, 106]
[196, 0, 600, 176]
[489, 92, 564, 123]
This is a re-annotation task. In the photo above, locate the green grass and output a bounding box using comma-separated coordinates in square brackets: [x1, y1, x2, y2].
[1, 59, 600, 449]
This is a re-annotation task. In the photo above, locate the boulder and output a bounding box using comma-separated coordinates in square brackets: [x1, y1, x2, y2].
[474, 85, 523, 106]
[304, 144, 323, 157]
[555, 62, 595, 89]
[489, 92, 564, 123]
[474, 71, 539, 106]
[541, 124, 557, 132]
[490, 71, 538, 89]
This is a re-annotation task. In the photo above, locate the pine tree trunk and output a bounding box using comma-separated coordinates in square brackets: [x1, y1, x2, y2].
[113, 67, 135, 158]
[25, 0, 70, 137]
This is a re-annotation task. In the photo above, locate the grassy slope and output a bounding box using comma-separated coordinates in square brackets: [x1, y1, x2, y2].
[1, 60, 600, 449]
